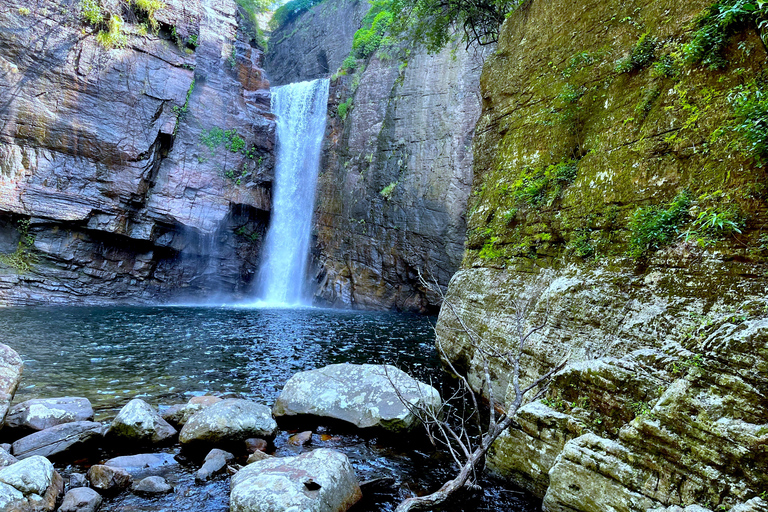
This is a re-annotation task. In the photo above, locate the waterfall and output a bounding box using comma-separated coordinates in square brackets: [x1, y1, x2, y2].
[256, 78, 330, 306]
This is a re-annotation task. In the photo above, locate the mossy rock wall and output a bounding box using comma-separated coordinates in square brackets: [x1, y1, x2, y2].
[436, 0, 768, 510]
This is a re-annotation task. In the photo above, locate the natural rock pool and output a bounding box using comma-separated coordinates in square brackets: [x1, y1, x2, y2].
[0, 306, 540, 511]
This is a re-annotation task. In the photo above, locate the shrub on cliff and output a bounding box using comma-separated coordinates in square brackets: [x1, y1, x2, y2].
[270, 0, 325, 30]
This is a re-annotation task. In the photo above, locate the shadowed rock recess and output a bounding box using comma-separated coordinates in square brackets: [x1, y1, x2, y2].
[0, 0, 274, 305]
[436, 0, 768, 511]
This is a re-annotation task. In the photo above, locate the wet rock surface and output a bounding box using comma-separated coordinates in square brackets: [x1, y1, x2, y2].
[273, 363, 441, 433]
[195, 448, 234, 483]
[230, 448, 362, 512]
[88, 465, 132, 495]
[104, 452, 179, 479]
[134, 475, 173, 495]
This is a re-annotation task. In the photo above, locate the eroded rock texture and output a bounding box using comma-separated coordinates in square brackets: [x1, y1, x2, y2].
[436, 0, 768, 510]
[0, 0, 274, 305]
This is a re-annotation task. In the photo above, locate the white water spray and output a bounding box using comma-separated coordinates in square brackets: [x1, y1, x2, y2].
[256, 78, 330, 306]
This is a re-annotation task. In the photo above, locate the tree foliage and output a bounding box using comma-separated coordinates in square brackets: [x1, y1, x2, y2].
[388, 0, 527, 53]
[270, 0, 325, 30]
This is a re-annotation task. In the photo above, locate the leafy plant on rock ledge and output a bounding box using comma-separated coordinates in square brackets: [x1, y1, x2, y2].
[0, 219, 37, 273]
[627, 190, 692, 258]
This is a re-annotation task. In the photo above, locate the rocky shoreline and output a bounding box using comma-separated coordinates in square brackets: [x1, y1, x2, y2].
[0, 344, 444, 512]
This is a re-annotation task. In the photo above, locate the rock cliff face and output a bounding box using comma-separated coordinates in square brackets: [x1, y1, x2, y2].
[264, 0, 370, 86]
[436, 0, 768, 510]
[268, 0, 490, 312]
[0, 0, 273, 305]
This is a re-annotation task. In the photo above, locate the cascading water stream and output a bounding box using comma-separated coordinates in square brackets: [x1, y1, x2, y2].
[256, 78, 330, 306]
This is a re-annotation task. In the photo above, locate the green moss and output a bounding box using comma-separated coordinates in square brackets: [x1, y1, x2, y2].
[80, 0, 103, 25]
[337, 98, 353, 120]
[380, 181, 398, 199]
[130, 0, 164, 31]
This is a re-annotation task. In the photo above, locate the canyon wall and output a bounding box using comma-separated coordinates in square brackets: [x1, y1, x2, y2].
[0, 0, 273, 305]
[268, 0, 489, 312]
[436, 0, 768, 510]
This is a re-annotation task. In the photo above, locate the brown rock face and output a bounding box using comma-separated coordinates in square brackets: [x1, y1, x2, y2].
[0, 0, 275, 305]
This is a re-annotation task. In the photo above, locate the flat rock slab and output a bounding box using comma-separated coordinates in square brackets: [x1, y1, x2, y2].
[5, 397, 94, 434]
[12, 421, 103, 460]
[104, 453, 179, 479]
[273, 364, 441, 433]
[0, 344, 23, 425]
[230, 448, 361, 512]
[108, 399, 177, 445]
[179, 399, 277, 449]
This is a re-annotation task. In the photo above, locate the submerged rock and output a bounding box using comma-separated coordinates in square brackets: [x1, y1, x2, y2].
[273, 363, 441, 433]
[104, 452, 179, 479]
[5, 397, 94, 435]
[230, 448, 361, 512]
[12, 421, 103, 460]
[179, 399, 277, 450]
[0, 344, 23, 425]
[108, 399, 177, 445]
[59, 487, 102, 512]
[288, 431, 312, 446]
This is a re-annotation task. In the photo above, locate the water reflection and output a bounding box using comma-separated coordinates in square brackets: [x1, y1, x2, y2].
[0, 306, 539, 511]
[0, 306, 438, 416]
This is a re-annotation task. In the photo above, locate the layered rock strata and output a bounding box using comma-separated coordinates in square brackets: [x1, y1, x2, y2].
[0, 0, 274, 305]
[436, 0, 768, 509]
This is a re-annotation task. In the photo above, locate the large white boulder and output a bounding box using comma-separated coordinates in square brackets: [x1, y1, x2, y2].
[230, 449, 361, 512]
[179, 399, 277, 449]
[0, 455, 64, 510]
[273, 364, 441, 433]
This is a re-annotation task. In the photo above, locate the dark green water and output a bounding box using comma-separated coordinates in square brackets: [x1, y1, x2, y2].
[0, 306, 539, 511]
